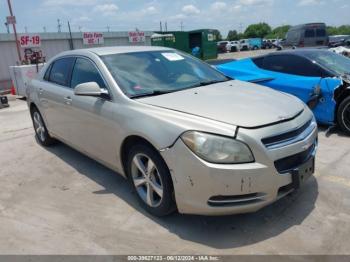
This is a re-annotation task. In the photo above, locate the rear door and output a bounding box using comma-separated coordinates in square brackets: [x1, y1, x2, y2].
[315, 28, 327, 45]
[304, 28, 316, 46]
[39, 57, 76, 139]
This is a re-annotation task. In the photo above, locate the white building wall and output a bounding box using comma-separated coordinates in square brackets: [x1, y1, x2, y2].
[0, 31, 153, 91]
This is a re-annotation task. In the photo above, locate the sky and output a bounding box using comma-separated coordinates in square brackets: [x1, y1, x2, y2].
[0, 0, 349, 36]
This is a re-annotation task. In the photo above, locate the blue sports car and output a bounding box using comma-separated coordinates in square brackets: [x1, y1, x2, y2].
[215, 49, 350, 135]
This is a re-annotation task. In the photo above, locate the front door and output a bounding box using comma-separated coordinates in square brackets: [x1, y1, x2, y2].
[68, 57, 121, 168]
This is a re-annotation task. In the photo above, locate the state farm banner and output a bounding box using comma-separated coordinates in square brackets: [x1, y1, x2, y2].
[83, 32, 104, 45]
[128, 31, 145, 43]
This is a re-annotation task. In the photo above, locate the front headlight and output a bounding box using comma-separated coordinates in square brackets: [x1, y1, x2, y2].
[181, 131, 254, 164]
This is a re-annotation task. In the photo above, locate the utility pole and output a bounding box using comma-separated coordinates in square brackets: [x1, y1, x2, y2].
[7, 0, 21, 62]
[57, 19, 62, 32]
[106, 25, 110, 32]
[67, 21, 74, 50]
[43, 26, 46, 33]
[239, 23, 243, 34]
[180, 21, 184, 31]
[165, 21, 167, 32]
[160, 21, 162, 32]
[24, 26, 27, 33]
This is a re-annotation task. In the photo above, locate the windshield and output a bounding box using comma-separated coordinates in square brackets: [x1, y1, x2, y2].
[101, 50, 228, 97]
[303, 51, 350, 76]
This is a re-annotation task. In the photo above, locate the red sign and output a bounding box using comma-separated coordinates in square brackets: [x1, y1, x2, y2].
[83, 32, 104, 45]
[128, 31, 145, 43]
[20, 34, 41, 48]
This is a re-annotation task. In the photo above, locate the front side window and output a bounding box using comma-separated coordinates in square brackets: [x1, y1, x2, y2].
[101, 50, 228, 97]
[71, 58, 106, 89]
[48, 57, 75, 86]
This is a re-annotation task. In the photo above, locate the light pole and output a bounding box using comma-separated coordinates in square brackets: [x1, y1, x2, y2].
[7, 0, 21, 62]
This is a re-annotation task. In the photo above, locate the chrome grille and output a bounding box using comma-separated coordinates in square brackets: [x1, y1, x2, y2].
[261, 118, 316, 149]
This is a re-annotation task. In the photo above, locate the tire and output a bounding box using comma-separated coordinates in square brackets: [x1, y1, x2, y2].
[30, 107, 56, 146]
[337, 96, 350, 136]
[126, 143, 176, 216]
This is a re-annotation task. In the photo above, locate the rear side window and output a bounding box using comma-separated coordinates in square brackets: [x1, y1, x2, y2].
[48, 57, 75, 86]
[316, 29, 326, 37]
[70, 58, 106, 89]
[262, 55, 321, 77]
[305, 29, 315, 38]
[43, 64, 52, 81]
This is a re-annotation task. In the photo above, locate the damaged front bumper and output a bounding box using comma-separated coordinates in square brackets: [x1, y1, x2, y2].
[160, 110, 318, 216]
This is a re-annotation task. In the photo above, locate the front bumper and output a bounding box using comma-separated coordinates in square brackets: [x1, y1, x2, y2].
[160, 109, 318, 216]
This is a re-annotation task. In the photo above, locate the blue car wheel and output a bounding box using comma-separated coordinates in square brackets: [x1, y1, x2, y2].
[337, 96, 350, 135]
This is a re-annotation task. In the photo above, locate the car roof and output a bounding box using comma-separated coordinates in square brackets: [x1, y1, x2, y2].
[57, 46, 173, 57]
[255, 48, 330, 59]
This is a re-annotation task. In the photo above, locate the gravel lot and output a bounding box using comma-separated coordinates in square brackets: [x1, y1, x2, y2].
[0, 97, 350, 255]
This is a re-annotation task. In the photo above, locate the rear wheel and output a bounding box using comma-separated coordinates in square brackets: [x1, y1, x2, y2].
[337, 96, 350, 135]
[31, 107, 56, 146]
[127, 144, 176, 216]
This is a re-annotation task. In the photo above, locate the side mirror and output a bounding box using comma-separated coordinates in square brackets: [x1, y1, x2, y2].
[74, 82, 102, 97]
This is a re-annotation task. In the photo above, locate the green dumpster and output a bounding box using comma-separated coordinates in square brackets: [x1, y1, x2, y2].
[151, 29, 218, 60]
[151, 33, 176, 48]
[189, 29, 218, 60]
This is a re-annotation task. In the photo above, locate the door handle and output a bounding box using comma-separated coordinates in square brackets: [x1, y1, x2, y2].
[64, 96, 72, 105]
[38, 88, 44, 95]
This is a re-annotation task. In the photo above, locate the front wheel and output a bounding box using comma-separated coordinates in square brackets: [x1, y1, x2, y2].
[127, 144, 176, 216]
[337, 96, 350, 135]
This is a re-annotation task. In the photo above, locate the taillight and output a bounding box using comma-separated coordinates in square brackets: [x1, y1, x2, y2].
[299, 41, 304, 47]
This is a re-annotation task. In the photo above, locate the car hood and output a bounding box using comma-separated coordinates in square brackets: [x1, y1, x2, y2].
[137, 80, 305, 128]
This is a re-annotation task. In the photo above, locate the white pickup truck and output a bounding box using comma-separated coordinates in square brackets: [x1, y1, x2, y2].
[226, 41, 240, 52]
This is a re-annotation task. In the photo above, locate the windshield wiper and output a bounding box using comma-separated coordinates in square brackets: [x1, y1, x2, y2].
[182, 78, 231, 90]
[198, 78, 231, 86]
[129, 89, 175, 99]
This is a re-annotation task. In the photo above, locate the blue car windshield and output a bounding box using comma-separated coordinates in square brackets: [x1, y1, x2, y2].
[303, 51, 350, 76]
[101, 50, 228, 98]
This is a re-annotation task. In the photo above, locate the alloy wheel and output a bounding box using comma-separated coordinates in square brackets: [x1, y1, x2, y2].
[33, 111, 46, 142]
[131, 153, 163, 207]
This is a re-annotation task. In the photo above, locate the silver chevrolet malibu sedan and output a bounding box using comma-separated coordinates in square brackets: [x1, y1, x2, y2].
[27, 46, 318, 216]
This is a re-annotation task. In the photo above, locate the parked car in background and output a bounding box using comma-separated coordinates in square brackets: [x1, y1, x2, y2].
[226, 41, 240, 52]
[262, 39, 274, 49]
[215, 49, 350, 134]
[240, 38, 262, 50]
[239, 39, 250, 50]
[285, 23, 328, 47]
[217, 41, 229, 53]
[329, 35, 350, 47]
[27, 46, 317, 216]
